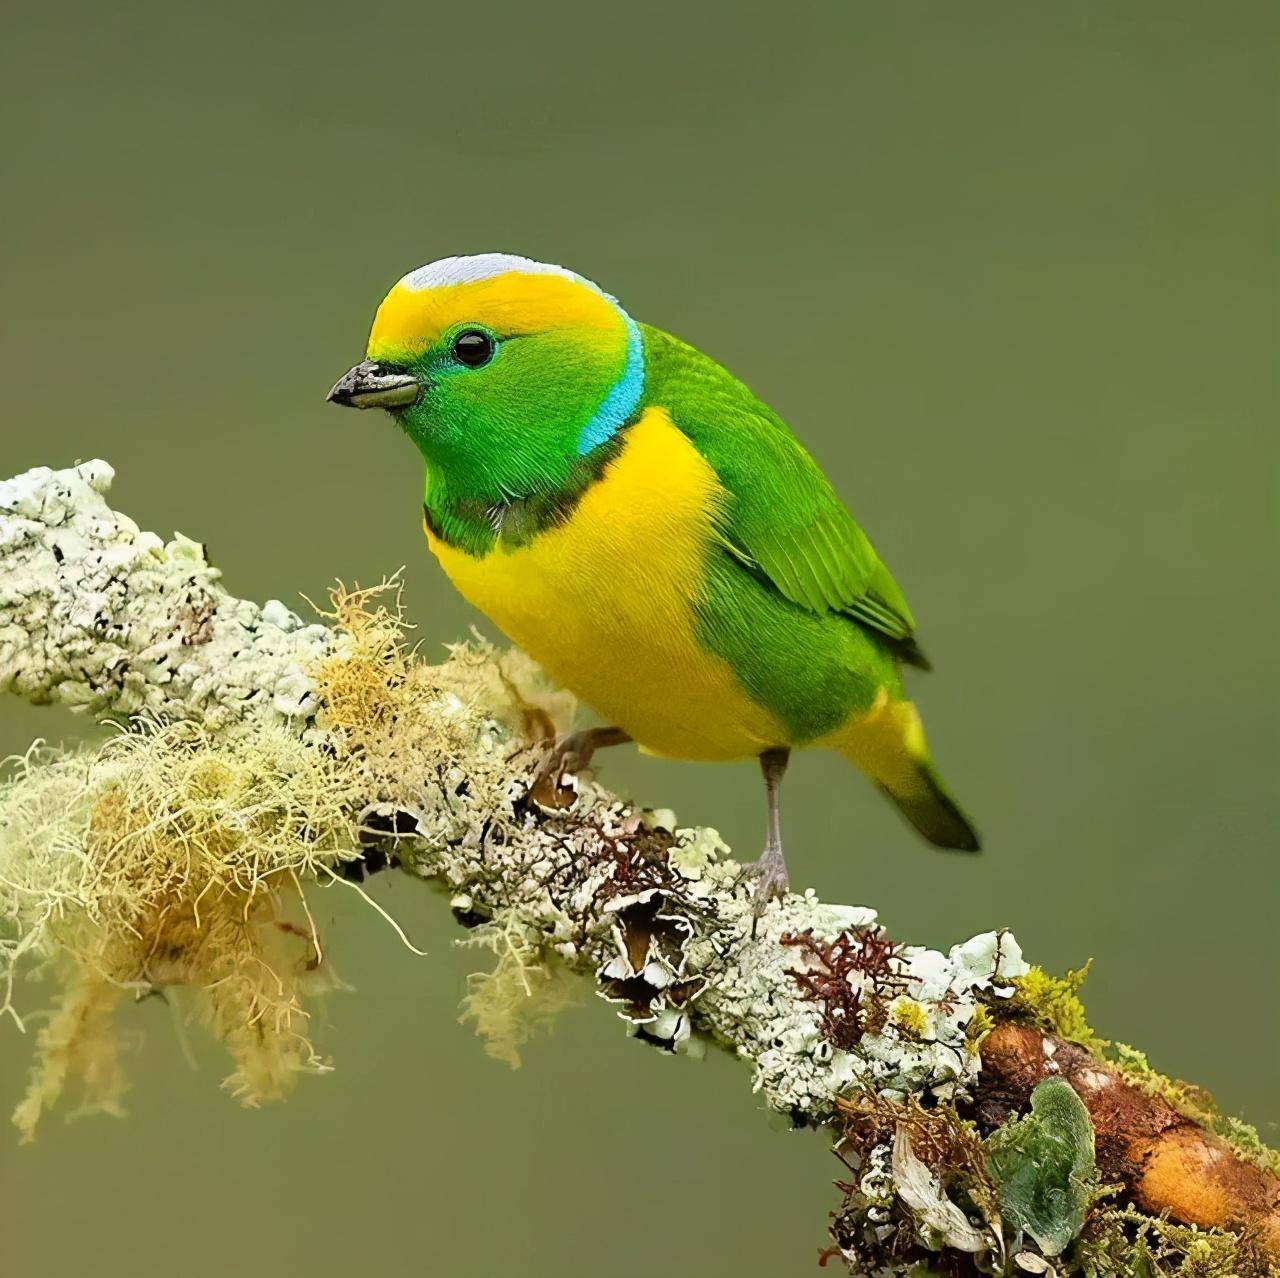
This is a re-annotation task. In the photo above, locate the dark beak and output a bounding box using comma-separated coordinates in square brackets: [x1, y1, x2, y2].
[327, 360, 420, 409]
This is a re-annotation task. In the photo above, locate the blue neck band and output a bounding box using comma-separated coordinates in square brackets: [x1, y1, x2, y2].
[577, 311, 645, 455]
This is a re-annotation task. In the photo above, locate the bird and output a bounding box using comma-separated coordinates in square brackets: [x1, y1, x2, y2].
[328, 253, 979, 912]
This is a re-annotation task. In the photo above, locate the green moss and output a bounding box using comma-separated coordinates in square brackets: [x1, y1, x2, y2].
[1112, 1043, 1280, 1178]
[890, 996, 929, 1039]
[1211, 1114, 1280, 1178]
[1072, 1206, 1278, 1278]
[964, 1003, 994, 1055]
[1006, 961, 1107, 1055]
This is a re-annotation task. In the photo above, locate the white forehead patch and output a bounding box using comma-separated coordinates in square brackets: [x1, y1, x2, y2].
[399, 253, 591, 293]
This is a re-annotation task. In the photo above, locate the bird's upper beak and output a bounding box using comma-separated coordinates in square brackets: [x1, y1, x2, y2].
[326, 360, 421, 409]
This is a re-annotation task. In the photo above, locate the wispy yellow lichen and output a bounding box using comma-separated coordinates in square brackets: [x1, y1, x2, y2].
[311, 580, 572, 863]
[0, 583, 574, 1138]
[11, 976, 127, 1139]
[0, 720, 359, 1138]
[458, 913, 581, 1068]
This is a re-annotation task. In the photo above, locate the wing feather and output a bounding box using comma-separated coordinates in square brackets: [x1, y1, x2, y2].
[643, 325, 927, 666]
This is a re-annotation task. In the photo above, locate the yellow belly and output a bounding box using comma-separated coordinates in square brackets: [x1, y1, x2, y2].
[425, 408, 785, 760]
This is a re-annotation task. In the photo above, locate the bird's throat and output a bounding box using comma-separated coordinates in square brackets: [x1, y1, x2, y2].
[422, 431, 628, 557]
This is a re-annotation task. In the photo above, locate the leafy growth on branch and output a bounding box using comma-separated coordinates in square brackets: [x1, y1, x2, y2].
[986, 1077, 1098, 1257]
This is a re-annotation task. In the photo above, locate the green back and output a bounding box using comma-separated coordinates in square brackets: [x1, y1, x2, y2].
[640, 325, 927, 667]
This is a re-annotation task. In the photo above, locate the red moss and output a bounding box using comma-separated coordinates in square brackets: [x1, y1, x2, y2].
[780, 926, 909, 1049]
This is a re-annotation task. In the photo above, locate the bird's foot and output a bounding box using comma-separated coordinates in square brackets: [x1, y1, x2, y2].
[737, 845, 790, 931]
[527, 726, 630, 810]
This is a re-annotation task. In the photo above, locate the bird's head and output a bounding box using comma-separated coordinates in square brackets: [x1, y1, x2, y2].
[328, 254, 644, 503]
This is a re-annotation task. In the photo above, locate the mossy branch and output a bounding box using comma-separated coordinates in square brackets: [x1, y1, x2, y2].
[1, 461, 1276, 1277]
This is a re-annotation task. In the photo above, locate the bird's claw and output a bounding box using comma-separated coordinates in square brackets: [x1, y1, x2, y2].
[737, 849, 790, 932]
[525, 726, 631, 812]
[527, 746, 585, 811]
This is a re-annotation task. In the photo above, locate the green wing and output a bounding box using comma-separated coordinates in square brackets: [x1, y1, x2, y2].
[642, 325, 928, 668]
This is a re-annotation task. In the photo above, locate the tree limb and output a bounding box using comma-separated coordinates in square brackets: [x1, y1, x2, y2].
[1, 461, 1276, 1277]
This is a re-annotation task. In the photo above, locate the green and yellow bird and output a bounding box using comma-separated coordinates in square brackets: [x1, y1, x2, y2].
[329, 253, 979, 908]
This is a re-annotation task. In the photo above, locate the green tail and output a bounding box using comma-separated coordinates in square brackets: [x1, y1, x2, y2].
[837, 697, 981, 852]
[877, 761, 982, 852]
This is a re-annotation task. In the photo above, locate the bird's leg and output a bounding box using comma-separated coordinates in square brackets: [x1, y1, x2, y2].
[528, 726, 632, 809]
[739, 747, 792, 921]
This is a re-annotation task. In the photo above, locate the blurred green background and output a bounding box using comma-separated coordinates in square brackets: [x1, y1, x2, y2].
[1, 2, 1275, 1274]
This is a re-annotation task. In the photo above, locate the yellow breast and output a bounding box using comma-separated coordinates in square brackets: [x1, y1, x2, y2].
[425, 408, 784, 760]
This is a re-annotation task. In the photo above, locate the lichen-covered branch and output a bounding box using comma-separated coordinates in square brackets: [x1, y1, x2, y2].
[1, 461, 1277, 1278]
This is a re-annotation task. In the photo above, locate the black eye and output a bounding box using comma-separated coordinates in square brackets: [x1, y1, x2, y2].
[452, 329, 495, 368]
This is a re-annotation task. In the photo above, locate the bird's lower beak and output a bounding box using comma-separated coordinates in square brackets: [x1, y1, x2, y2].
[326, 360, 421, 409]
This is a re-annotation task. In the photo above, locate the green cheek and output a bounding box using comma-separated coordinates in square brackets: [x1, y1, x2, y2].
[399, 333, 622, 504]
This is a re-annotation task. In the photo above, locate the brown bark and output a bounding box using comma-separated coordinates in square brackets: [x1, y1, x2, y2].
[975, 1023, 1280, 1260]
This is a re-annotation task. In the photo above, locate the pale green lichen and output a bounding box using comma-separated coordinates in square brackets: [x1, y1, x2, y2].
[986, 1077, 1098, 1257]
[666, 824, 730, 883]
